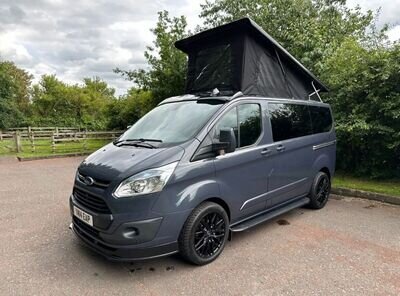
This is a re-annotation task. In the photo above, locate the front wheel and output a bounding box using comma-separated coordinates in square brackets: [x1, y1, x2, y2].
[308, 171, 331, 209]
[178, 202, 229, 265]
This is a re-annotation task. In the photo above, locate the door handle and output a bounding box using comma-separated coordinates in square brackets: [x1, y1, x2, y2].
[276, 145, 285, 152]
[261, 148, 271, 156]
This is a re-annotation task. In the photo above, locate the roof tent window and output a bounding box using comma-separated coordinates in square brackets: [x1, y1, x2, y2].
[192, 44, 233, 93]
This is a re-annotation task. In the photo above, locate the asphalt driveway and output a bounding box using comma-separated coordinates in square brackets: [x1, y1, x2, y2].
[0, 157, 399, 295]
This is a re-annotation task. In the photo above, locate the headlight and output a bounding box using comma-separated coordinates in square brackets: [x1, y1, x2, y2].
[113, 162, 178, 198]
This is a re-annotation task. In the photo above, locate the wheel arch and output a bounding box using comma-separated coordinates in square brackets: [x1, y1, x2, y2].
[203, 197, 231, 221]
[312, 153, 334, 180]
[319, 167, 331, 180]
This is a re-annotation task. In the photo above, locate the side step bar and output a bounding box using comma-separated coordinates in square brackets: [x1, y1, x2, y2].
[230, 197, 310, 232]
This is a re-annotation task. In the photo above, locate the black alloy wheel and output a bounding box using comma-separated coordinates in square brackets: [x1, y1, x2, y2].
[193, 212, 226, 258]
[179, 202, 229, 265]
[308, 171, 331, 209]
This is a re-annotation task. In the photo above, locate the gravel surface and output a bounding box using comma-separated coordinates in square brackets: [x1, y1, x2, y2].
[0, 157, 399, 296]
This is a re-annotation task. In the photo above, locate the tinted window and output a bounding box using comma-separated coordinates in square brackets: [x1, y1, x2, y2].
[213, 103, 262, 148]
[268, 103, 312, 142]
[238, 104, 262, 147]
[309, 106, 332, 133]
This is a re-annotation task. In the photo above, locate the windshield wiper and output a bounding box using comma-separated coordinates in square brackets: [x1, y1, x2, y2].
[128, 138, 163, 143]
[115, 141, 156, 149]
[114, 138, 163, 149]
[113, 138, 162, 145]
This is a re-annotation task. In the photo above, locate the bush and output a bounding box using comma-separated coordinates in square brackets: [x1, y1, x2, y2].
[323, 40, 400, 178]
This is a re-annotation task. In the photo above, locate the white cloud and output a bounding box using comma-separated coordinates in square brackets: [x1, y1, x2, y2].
[347, 0, 400, 27]
[387, 25, 400, 41]
[0, 0, 200, 95]
[0, 32, 33, 64]
[0, 1, 397, 96]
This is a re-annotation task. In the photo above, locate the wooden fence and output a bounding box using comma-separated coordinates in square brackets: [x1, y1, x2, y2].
[0, 127, 124, 154]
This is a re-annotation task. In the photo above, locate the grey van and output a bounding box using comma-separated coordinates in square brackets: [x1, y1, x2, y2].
[69, 18, 336, 265]
[70, 94, 335, 265]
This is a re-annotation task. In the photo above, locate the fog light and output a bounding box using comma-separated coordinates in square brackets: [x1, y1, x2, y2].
[123, 227, 139, 238]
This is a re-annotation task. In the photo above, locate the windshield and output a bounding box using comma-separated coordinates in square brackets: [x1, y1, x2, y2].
[119, 100, 224, 145]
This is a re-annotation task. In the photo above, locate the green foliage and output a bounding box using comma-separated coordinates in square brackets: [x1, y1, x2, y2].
[322, 40, 400, 178]
[0, 61, 32, 128]
[114, 11, 188, 105]
[106, 89, 153, 130]
[30, 75, 115, 130]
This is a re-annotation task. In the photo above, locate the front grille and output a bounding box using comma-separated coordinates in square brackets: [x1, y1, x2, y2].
[73, 216, 99, 238]
[77, 172, 110, 188]
[73, 217, 117, 252]
[73, 188, 111, 214]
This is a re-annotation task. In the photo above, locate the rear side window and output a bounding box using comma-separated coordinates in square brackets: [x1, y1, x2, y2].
[213, 103, 262, 148]
[309, 106, 333, 133]
[268, 103, 312, 142]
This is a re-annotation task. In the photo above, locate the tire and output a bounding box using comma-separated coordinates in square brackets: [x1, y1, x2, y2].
[178, 202, 229, 265]
[308, 171, 331, 209]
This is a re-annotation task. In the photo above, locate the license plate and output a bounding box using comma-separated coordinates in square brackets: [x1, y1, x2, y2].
[73, 206, 93, 226]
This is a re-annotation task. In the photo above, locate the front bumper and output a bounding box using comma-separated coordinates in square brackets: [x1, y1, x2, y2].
[71, 220, 178, 261]
[70, 195, 179, 261]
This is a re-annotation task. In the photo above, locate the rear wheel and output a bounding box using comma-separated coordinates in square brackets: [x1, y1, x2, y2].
[308, 171, 331, 209]
[178, 202, 229, 265]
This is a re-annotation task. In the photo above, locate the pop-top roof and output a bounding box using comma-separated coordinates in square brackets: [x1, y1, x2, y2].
[175, 18, 328, 100]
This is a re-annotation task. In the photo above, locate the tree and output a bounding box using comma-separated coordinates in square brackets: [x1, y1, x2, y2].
[322, 39, 400, 178]
[30, 75, 116, 129]
[114, 10, 188, 105]
[0, 61, 32, 128]
[106, 89, 153, 130]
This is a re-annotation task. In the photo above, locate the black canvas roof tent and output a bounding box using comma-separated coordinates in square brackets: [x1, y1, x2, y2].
[175, 18, 328, 100]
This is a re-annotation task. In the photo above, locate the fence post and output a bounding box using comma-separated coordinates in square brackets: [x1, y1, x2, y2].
[55, 127, 59, 137]
[51, 132, 55, 154]
[27, 126, 32, 141]
[14, 131, 22, 153]
[83, 130, 87, 153]
[31, 133, 35, 153]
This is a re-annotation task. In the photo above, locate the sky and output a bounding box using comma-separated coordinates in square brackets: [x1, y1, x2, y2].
[0, 0, 399, 96]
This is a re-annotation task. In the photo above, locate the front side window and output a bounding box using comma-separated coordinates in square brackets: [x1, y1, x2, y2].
[268, 103, 312, 142]
[238, 104, 262, 147]
[212, 103, 262, 148]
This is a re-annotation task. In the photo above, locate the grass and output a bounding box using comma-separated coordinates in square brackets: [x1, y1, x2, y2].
[0, 138, 110, 158]
[333, 173, 400, 197]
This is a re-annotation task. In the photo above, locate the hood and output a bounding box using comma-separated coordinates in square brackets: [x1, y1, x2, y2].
[78, 143, 185, 182]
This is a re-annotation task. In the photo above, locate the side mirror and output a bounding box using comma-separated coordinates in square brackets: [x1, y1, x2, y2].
[191, 128, 237, 161]
[213, 128, 236, 154]
[126, 125, 132, 129]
